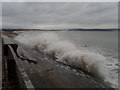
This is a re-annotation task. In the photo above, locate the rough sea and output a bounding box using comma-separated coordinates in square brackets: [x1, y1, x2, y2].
[14, 30, 119, 88]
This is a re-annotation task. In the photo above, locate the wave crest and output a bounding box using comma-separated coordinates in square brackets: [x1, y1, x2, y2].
[58, 50, 108, 80]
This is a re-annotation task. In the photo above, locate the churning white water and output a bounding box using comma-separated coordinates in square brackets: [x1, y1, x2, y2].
[15, 31, 118, 88]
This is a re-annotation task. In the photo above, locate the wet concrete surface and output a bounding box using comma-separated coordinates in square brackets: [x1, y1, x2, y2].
[18, 45, 112, 88]
[0, 37, 2, 89]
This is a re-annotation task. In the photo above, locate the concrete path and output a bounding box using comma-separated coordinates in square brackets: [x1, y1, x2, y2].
[0, 37, 2, 89]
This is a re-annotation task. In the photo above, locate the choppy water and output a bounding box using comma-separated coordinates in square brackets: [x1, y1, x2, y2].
[14, 30, 118, 88]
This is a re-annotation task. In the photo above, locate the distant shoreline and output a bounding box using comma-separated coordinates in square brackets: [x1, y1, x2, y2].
[2, 28, 118, 32]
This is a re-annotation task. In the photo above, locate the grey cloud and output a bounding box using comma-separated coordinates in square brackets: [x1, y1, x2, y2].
[0, 3, 1, 16]
[2, 2, 118, 29]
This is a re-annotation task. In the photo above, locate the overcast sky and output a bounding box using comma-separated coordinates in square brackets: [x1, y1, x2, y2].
[2, 2, 118, 29]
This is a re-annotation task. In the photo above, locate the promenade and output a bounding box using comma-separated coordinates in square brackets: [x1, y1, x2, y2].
[0, 37, 2, 89]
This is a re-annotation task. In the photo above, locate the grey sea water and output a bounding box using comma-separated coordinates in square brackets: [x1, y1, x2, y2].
[58, 31, 118, 58]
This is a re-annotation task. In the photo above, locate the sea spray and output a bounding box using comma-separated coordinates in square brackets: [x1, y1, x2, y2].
[58, 50, 108, 80]
[15, 31, 107, 79]
[46, 41, 76, 59]
[15, 32, 59, 52]
[15, 31, 118, 88]
[33, 32, 59, 52]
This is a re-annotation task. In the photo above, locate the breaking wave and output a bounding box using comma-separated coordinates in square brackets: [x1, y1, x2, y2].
[15, 31, 118, 88]
[46, 41, 76, 58]
[58, 50, 107, 79]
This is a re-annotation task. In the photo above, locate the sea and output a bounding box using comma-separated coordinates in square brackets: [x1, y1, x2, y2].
[14, 30, 118, 88]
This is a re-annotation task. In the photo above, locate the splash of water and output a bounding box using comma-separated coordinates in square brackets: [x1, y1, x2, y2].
[15, 31, 118, 88]
[46, 41, 76, 58]
[59, 50, 109, 80]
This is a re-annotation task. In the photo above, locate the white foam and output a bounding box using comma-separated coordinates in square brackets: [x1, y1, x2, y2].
[59, 50, 108, 79]
[46, 41, 76, 58]
[15, 32, 59, 52]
